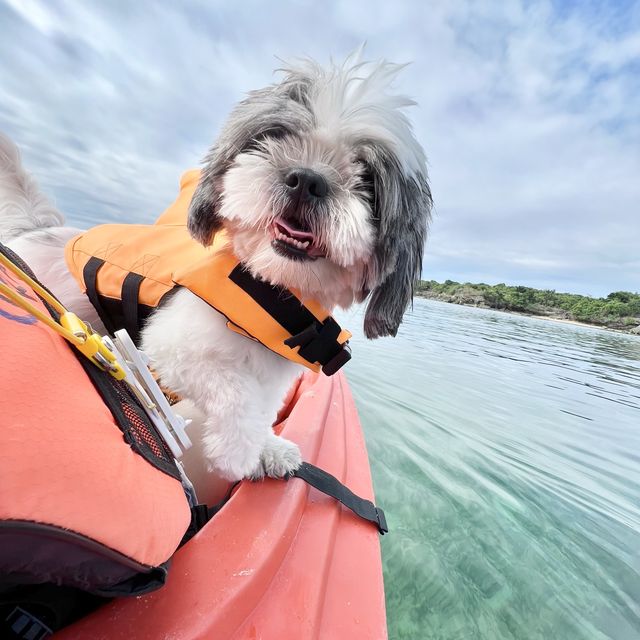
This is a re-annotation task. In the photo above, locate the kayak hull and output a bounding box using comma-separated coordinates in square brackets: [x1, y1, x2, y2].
[57, 372, 387, 639]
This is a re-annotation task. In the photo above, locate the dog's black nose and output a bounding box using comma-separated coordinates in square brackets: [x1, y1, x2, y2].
[284, 169, 328, 200]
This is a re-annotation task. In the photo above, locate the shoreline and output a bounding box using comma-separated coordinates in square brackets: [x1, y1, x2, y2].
[416, 295, 640, 336]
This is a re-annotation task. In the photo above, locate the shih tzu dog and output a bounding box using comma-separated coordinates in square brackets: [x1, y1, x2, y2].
[1, 53, 432, 489]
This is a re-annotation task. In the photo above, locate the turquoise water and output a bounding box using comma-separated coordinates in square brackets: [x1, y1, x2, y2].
[342, 299, 640, 640]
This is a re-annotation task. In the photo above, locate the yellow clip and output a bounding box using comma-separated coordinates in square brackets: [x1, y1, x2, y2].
[60, 312, 126, 380]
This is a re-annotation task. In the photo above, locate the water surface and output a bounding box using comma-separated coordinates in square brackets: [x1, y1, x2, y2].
[43, 195, 640, 638]
[342, 299, 640, 640]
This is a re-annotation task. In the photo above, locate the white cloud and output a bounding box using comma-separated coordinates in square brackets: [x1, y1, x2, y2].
[0, 0, 638, 295]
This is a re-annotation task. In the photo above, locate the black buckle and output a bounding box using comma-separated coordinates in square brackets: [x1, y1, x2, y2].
[284, 323, 319, 351]
[321, 343, 351, 376]
[4, 607, 52, 640]
[284, 317, 350, 375]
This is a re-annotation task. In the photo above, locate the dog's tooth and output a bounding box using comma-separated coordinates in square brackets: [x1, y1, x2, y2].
[274, 230, 313, 252]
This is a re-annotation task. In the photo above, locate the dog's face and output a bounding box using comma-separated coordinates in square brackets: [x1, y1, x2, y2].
[188, 56, 432, 338]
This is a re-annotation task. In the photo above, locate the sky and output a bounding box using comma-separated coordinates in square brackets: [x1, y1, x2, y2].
[0, 0, 638, 297]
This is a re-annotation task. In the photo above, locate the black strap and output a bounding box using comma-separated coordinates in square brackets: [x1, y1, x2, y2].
[228, 264, 351, 375]
[180, 481, 241, 546]
[181, 464, 387, 544]
[82, 257, 115, 334]
[292, 462, 388, 534]
[120, 271, 145, 344]
[229, 264, 316, 335]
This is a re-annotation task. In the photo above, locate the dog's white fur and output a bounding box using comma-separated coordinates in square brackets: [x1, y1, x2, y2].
[7, 222, 302, 484]
[1, 55, 431, 489]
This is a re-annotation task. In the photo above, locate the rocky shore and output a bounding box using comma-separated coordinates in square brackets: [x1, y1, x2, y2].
[416, 282, 640, 336]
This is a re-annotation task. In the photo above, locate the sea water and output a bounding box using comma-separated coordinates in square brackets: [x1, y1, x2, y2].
[342, 298, 640, 640]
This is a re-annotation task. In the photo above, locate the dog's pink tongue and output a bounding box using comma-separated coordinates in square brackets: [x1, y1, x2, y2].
[275, 218, 315, 242]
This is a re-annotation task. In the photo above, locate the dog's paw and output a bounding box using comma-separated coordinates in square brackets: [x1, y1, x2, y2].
[202, 436, 263, 482]
[250, 435, 302, 481]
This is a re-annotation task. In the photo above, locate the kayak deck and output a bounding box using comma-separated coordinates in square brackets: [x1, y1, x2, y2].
[57, 371, 387, 639]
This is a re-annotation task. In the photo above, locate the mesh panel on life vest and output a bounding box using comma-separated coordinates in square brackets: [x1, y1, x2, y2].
[122, 401, 167, 460]
[76, 356, 180, 481]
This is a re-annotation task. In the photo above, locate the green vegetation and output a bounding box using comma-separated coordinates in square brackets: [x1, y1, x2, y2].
[416, 280, 640, 333]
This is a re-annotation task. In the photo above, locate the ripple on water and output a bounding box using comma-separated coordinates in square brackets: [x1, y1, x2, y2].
[340, 299, 640, 640]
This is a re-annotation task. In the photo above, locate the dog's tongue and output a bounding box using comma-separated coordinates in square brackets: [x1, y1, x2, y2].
[273, 217, 325, 258]
[275, 218, 315, 242]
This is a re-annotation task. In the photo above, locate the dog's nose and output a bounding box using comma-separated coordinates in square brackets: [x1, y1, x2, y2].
[284, 169, 328, 200]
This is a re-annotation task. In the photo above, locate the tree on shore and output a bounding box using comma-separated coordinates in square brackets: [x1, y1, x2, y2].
[416, 280, 640, 330]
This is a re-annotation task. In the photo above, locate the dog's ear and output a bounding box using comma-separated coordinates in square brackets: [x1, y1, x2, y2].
[188, 86, 284, 246]
[188, 159, 226, 246]
[188, 80, 313, 246]
[188, 92, 263, 246]
[363, 158, 432, 339]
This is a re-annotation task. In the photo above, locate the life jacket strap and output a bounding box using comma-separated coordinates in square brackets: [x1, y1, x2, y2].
[121, 271, 145, 345]
[82, 256, 115, 334]
[228, 265, 351, 374]
[183, 463, 388, 541]
[291, 462, 388, 535]
[284, 317, 352, 375]
[81, 256, 161, 346]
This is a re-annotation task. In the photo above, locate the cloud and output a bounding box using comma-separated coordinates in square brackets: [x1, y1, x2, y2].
[0, 0, 638, 295]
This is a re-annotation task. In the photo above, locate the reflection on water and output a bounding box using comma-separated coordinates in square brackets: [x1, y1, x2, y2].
[341, 299, 640, 640]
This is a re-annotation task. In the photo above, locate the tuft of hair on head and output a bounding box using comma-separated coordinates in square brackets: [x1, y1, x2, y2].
[277, 48, 426, 177]
[187, 49, 433, 340]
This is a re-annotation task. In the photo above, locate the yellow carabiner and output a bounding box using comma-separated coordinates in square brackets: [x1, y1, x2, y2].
[1, 251, 126, 380]
[60, 312, 126, 380]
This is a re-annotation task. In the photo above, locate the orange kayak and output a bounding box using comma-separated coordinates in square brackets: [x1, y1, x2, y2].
[56, 371, 388, 640]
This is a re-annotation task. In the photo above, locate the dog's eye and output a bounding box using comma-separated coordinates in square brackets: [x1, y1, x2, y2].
[244, 126, 290, 151]
[358, 162, 376, 202]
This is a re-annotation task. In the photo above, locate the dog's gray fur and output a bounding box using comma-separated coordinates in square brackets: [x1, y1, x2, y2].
[189, 57, 432, 339]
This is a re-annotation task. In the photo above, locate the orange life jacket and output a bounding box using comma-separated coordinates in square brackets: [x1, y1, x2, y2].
[0, 243, 191, 599]
[64, 170, 351, 376]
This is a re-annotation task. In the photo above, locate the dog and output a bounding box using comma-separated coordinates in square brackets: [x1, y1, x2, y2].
[1, 53, 432, 490]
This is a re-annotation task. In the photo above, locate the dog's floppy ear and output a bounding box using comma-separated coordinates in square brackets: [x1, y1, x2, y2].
[188, 79, 313, 246]
[363, 158, 432, 339]
[188, 158, 226, 246]
[188, 86, 285, 246]
[188, 98, 258, 245]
